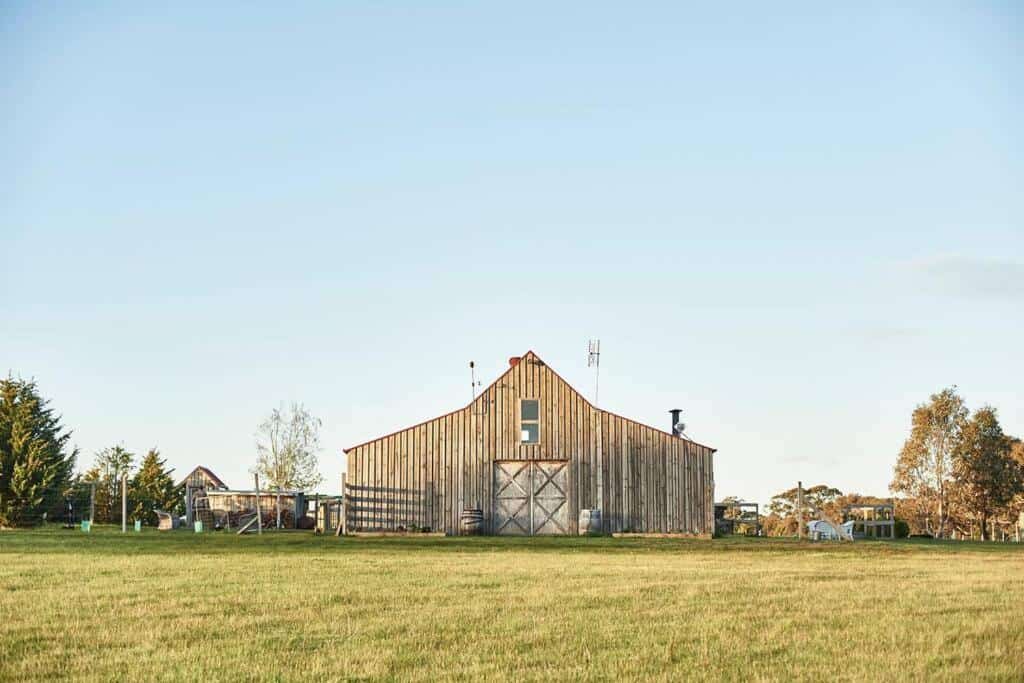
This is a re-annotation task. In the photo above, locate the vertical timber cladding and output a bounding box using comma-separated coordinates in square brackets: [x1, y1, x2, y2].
[343, 351, 716, 535]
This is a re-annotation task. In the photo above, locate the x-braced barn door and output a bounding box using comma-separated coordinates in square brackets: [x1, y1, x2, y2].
[492, 461, 569, 535]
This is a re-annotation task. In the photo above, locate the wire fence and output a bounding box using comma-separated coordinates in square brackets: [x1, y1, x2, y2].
[9, 476, 146, 528]
[9, 479, 344, 533]
[41, 478, 130, 528]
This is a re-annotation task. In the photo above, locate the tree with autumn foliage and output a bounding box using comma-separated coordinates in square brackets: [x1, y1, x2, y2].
[890, 387, 967, 539]
[1007, 439, 1024, 536]
[764, 484, 843, 536]
[951, 408, 1023, 541]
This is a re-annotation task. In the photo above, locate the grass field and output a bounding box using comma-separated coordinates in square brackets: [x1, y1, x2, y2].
[1, 528, 1023, 681]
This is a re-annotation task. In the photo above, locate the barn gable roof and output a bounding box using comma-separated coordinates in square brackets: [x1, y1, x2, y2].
[342, 350, 716, 454]
[176, 465, 228, 490]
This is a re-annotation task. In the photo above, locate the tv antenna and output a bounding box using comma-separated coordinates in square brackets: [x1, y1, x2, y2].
[587, 339, 601, 405]
[470, 361, 481, 402]
[470, 361, 486, 415]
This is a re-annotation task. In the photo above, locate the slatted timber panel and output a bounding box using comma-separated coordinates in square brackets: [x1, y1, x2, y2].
[345, 351, 715, 535]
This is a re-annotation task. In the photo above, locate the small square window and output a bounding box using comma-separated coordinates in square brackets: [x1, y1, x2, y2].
[520, 399, 539, 444]
[521, 423, 539, 443]
[521, 400, 539, 421]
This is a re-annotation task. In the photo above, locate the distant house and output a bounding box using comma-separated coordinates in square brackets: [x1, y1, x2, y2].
[842, 502, 895, 539]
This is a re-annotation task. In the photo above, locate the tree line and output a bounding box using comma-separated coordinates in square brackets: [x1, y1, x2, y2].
[0, 377, 182, 526]
[760, 387, 1024, 540]
[755, 486, 910, 537]
[74, 446, 181, 525]
[1, 376, 325, 528]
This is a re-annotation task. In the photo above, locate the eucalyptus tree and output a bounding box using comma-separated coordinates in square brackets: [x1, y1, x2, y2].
[952, 409, 1023, 540]
[891, 387, 968, 538]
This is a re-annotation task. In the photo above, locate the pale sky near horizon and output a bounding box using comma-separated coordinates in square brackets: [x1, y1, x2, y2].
[3, 3, 1022, 508]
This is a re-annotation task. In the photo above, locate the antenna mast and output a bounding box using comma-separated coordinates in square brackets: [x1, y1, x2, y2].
[587, 339, 601, 405]
[470, 361, 480, 404]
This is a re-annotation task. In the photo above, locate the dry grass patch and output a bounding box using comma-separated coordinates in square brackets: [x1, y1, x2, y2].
[1, 529, 1023, 681]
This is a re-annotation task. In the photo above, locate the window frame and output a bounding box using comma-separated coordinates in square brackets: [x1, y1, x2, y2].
[519, 398, 540, 445]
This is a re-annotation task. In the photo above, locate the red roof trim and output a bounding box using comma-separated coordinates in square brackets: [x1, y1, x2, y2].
[342, 350, 717, 454]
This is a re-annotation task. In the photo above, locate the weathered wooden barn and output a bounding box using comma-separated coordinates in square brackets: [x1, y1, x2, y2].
[343, 351, 716, 536]
[177, 465, 228, 492]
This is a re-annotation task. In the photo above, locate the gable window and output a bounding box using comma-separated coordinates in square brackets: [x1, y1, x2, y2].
[520, 399, 539, 444]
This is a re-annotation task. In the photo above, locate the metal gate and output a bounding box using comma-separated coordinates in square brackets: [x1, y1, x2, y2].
[493, 461, 569, 535]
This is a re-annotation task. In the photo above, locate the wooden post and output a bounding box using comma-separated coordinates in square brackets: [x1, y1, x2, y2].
[254, 473, 263, 535]
[89, 482, 95, 524]
[796, 481, 804, 540]
[121, 473, 127, 533]
[336, 473, 347, 537]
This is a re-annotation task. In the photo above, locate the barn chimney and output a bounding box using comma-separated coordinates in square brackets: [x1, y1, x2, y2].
[669, 409, 682, 435]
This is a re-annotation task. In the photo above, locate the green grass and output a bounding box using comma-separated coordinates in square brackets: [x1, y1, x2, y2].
[2, 528, 1023, 681]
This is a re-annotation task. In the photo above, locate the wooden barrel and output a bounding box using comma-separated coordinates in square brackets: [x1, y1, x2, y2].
[460, 509, 484, 535]
[579, 509, 602, 535]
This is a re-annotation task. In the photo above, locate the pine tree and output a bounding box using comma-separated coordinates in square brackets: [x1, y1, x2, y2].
[0, 377, 77, 527]
[130, 449, 179, 526]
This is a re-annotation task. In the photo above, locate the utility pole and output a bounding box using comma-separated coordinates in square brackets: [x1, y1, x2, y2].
[797, 481, 804, 540]
[121, 473, 127, 533]
[254, 473, 263, 535]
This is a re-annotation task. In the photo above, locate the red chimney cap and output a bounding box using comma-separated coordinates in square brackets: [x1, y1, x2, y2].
[508, 356, 521, 367]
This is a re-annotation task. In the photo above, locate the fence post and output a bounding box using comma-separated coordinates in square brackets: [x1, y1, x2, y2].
[340, 473, 348, 536]
[121, 473, 127, 533]
[254, 473, 262, 535]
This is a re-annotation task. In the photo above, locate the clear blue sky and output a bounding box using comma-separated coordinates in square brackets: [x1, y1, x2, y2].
[3, 2, 1021, 507]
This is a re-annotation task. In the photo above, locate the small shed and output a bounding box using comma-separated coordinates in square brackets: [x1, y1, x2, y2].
[204, 489, 309, 530]
[178, 466, 230, 526]
[807, 519, 854, 541]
